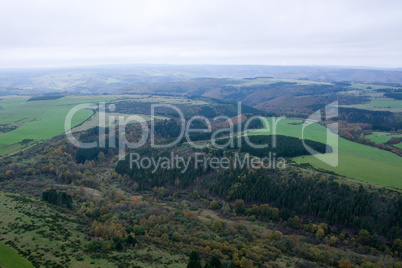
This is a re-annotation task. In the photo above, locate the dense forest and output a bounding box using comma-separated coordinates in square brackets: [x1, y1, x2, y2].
[203, 167, 402, 239]
[338, 108, 402, 131]
[384, 92, 402, 100]
[216, 135, 330, 158]
[1, 78, 402, 267]
[114, 143, 401, 240]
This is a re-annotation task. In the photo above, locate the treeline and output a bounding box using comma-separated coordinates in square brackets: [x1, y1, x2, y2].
[113, 144, 402, 239]
[384, 92, 402, 100]
[27, 95, 64, 101]
[339, 107, 402, 131]
[203, 167, 402, 239]
[41, 189, 72, 209]
[114, 101, 199, 117]
[216, 135, 329, 158]
[115, 148, 208, 190]
[187, 251, 223, 268]
[75, 127, 118, 163]
[113, 99, 263, 119]
[375, 88, 402, 93]
[198, 102, 264, 118]
[114, 145, 402, 238]
[153, 119, 184, 139]
[152, 117, 263, 144]
[74, 116, 260, 164]
[234, 82, 349, 98]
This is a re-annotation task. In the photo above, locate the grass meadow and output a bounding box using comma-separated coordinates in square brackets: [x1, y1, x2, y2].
[0, 96, 115, 155]
[365, 131, 402, 144]
[343, 99, 402, 113]
[0, 242, 34, 268]
[249, 118, 402, 189]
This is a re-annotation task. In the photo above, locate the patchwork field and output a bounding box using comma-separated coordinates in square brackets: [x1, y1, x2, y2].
[0, 96, 115, 156]
[365, 131, 402, 144]
[113, 95, 208, 105]
[249, 118, 402, 189]
[350, 83, 401, 91]
[230, 77, 332, 87]
[342, 98, 402, 113]
[0, 94, 207, 156]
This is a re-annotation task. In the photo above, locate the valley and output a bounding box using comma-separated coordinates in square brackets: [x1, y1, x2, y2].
[0, 67, 402, 268]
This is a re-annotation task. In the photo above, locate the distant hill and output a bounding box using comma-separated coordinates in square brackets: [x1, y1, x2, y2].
[1, 65, 402, 96]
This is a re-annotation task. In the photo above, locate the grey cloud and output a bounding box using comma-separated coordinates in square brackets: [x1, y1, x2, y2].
[0, 0, 401, 68]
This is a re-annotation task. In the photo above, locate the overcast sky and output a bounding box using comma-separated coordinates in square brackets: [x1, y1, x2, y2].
[0, 0, 401, 68]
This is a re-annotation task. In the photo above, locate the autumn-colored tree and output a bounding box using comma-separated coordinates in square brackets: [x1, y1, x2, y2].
[41, 165, 49, 173]
[288, 216, 301, 229]
[269, 230, 283, 241]
[5, 170, 15, 179]
[234, 199, 246, 214]
[25, 168, 35, 175]
[100, 206, 109, 217]
[338, 258, 352, 268]
[210, 200, 220, 210]
[316, 228, 325, 239]
[232, 251, 240, 266]
[239, 257, 253, 268]
[329, 236, 338, 246]
[213, 220, 224, 232]
[63, 170, 72, 183]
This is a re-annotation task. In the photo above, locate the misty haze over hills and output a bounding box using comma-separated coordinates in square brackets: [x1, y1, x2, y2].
[1, 65, 402, 96]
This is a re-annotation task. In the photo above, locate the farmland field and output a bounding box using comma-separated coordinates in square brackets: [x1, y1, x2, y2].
[230, 77, 332, 87]
[342, 98, 402, 113]
[0, 96, 115, 155]
[1, 66, 402, 267]
[249, 118, 402, 189]
[350, 83, 401, 91]
[365, 131, 402, 144]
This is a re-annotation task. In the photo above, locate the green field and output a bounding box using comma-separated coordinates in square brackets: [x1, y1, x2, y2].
[114, 95, 208, 105]
[350, 83, 401, 91]
[365, 131, 402, 144]
[105, 78, 122, 84]
[0, 96, 114, 155]
[249, 118, 402, 189]
[230, 77, 332, 87]
[342, 98, 402, 113]
[395, 143, 402, 149]
[0, 242, 34, 268]
[0, 95, 205, 156]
